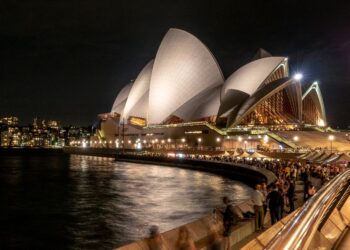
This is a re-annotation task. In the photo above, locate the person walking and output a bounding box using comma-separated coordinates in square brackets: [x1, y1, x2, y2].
[287, 179, 295, 212]
[252, 184, 265, 231]
[176, 226, 197, 250]
[216, 196, 240, 250]
[267, 183, 283, 224]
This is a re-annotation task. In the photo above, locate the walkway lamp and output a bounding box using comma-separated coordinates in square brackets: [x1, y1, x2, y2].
[293, 73, 303, 81]
[328, 135, 335, 153]
[216, 137, 221, 150]
[197, 138, 202, 150]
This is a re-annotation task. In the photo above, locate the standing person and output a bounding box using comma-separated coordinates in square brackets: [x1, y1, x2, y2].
[216, 196, 239, 250]
[287, 179, 295, 212]
[267, 183, 283, 225]
[176, 226, 197, 250]
[252, 184, 265, 231]
[147, 225, 166, 250]
[260, 182, 268, 219]
[306, 182, 316, 200]
[278, 187, 285, 219]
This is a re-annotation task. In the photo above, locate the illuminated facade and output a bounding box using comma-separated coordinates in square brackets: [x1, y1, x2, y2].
[96, 28, 327, 149]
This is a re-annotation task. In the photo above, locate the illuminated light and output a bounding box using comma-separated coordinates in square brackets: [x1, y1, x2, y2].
[293, 136, 299, 142]
[181, 138, 186, 143]
[128, 140, 132, 144]
[143, 140, 147, 143]
[263, 135, 269, 143]
[216, 137, 221, 142]
[258, 135, 262, 139]
[176, 153, 184, 158]
[185, 130, 202, 134]
[82, 141, 87, 148]
[161, 140, 165, 144]
[94, 141, 97, 143]
[244, 140, 248, 144]
[167, 138, 171, 142]
[197, 138, 202, 142]
[136, 142, 142, 150]
[317, 119, 325, 127]
[167, 153, 176, 157]
[328, 135, 335, 141]
[151, 140, 155, 144]
[227, 136, 230, 139]
[238, 136, 242, 142]
[155, 139, 158, 142]
[293, 73, 303, 80]
[248, 136, 252, 140]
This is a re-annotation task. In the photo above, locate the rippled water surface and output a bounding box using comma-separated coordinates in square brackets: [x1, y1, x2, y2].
[0, 154, 253, 249]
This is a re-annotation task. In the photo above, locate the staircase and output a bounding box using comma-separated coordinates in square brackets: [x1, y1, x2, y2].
[267, 132, 299, 149]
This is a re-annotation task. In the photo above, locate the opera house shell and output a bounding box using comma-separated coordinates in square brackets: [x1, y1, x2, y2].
[108, 28, 326, 130]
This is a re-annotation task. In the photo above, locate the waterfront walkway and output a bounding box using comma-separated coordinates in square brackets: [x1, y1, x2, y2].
[232, 180, 305, 249]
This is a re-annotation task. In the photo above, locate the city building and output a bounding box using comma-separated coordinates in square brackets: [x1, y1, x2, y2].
[0, 116, 68, 148]
[94, 28, 328, 151]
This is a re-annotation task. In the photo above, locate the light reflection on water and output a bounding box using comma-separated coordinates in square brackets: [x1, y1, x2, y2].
[0, 154, 253, 249]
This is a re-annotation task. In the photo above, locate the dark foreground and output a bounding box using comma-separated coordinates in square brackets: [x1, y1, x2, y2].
[0, 153, 252, 249]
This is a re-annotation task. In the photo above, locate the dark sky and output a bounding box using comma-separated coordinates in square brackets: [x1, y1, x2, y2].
[1, 0, 349, 127]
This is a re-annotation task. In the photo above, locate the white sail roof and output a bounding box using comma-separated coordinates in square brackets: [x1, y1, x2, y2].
[221, 57, 287, 98]
[122, 60, 153, 120]
[148, 28, 224, 124]
[111, 83, 133, 114]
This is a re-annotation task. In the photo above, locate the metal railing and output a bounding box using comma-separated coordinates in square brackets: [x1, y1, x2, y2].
[265, 169, 350, 250]
[267, 132, 299, 149]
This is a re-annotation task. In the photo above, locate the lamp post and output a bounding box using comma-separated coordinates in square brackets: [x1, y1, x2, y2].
[197, 138, 202, 150]
[244, 140, 248, 150]
[216, 137, 221, 150]
[238, 136, 242, 149]
[328, 135, 335, 153]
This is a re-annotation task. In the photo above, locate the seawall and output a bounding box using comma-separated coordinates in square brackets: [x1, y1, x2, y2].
[115, 153, 276, 186]
[115, 210, 257, 250]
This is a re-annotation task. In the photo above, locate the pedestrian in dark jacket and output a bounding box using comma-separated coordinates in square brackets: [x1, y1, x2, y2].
[267, 183, 284, 224]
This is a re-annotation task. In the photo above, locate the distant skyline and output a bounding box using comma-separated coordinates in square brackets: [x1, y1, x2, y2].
[1, 0, 349, 127]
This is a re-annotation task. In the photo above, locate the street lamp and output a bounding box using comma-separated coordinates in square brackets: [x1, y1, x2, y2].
[197, 138, 202, 150]
[293, 136, 299, 142]
[293, 73, 303, 81]
[328, 135, 335, 153]
[216, 137, 221, 150]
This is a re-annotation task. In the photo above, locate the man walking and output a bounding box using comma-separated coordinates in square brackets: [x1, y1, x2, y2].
[287, 179, 295, 212]
[252, 184, 265, 231]
[267, 183, 283, 224]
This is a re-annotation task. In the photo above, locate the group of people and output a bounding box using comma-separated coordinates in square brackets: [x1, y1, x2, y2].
[143, 153, 347, 250]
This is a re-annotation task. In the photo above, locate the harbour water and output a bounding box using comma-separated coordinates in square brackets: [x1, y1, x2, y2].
[0, 154, 253, 249]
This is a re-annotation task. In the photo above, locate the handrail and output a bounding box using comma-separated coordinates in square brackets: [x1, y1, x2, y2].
[265, 169, 350, 250]
[267, 132, 298, 149]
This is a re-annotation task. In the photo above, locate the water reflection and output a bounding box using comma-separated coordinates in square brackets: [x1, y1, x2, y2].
[0, 154, 253, 249]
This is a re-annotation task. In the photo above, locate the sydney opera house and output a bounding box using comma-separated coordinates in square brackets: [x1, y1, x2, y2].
[94, 28, 328, 150]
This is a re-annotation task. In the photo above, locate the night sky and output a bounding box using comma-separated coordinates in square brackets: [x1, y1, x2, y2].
[1, 0, 349, 127]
